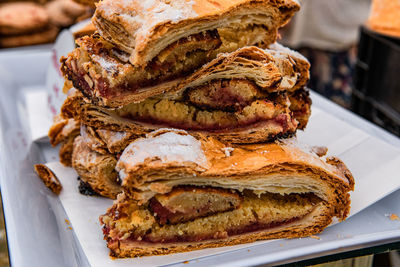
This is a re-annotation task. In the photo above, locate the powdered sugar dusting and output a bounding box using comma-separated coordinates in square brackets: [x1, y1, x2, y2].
[222, 147, 234, 157]
[117, 130, 208, 180]
[279, 137, 315, 155]
[91, 54, 119, 72]
[268, 42, 309, 63]
[97, 129, 128, 143]
[98, 0, 198, 45]
[278, 138, 341, 176]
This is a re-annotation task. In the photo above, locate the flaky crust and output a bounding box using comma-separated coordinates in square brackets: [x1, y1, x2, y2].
[176, 45, 310, 97]
[93, 0, 300, 66]
[117, 130, 354, 220]
[80, 125, 139, 154]
[48, 115, 80, 146]
[72, 136, 122, 199]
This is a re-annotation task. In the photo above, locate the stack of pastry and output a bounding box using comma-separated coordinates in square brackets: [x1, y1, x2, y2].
[49, 0, 354, 258]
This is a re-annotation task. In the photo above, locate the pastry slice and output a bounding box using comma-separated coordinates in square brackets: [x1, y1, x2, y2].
[63, 0, 302, 107]
[62, 39, 309, 107]
[64, 46, 311, 143]
[65, 88, 311, 144]
[100, 130, 354, 257]
[93, 0, 300, 66]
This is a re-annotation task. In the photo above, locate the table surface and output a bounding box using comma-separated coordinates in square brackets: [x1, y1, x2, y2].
[1, 47, 400, 267]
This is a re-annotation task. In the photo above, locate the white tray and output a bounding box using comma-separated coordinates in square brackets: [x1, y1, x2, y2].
[1, 51, 400, 267]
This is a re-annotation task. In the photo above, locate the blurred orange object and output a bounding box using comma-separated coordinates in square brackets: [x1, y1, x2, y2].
[367, 0, 400, 37]
[72, 0, 97, 8]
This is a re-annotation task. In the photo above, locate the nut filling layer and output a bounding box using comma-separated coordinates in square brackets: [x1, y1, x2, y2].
[101, 188, 322, 246]
[112, 79, 298, 133]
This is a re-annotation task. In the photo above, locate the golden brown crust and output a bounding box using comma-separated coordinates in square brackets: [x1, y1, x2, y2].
[72, 136, 122, 199]
[34, 164, 62, 195]
[93, 0, 300, 66]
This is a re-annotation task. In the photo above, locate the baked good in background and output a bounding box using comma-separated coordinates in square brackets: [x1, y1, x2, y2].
[0, 0, 92, 48]
[0, 26, 59, 48]
[0, 2, 49, 35]
[367, 0, 400, 37]
[45, 0, 91, 28]
[100, 130, 354, 257]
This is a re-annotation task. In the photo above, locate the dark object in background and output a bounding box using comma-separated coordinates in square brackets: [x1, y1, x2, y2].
[352, 26, 400, 137]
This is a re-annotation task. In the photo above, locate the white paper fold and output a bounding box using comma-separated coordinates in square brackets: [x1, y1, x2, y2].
[42, 105, 400, 266]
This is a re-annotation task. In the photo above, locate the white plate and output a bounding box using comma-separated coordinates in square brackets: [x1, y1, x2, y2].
[1, 51, 400, 267]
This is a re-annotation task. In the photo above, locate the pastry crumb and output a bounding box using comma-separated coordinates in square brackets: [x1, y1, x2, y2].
[389, 214, 400, 221]
[67, 226, 72, 230]
[310, 235, 320, 240]
[65, 219, 70, 225]
[34, 164, 62, 194]
[279, 243, 284, 247]
[183, 260, 189, 264]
